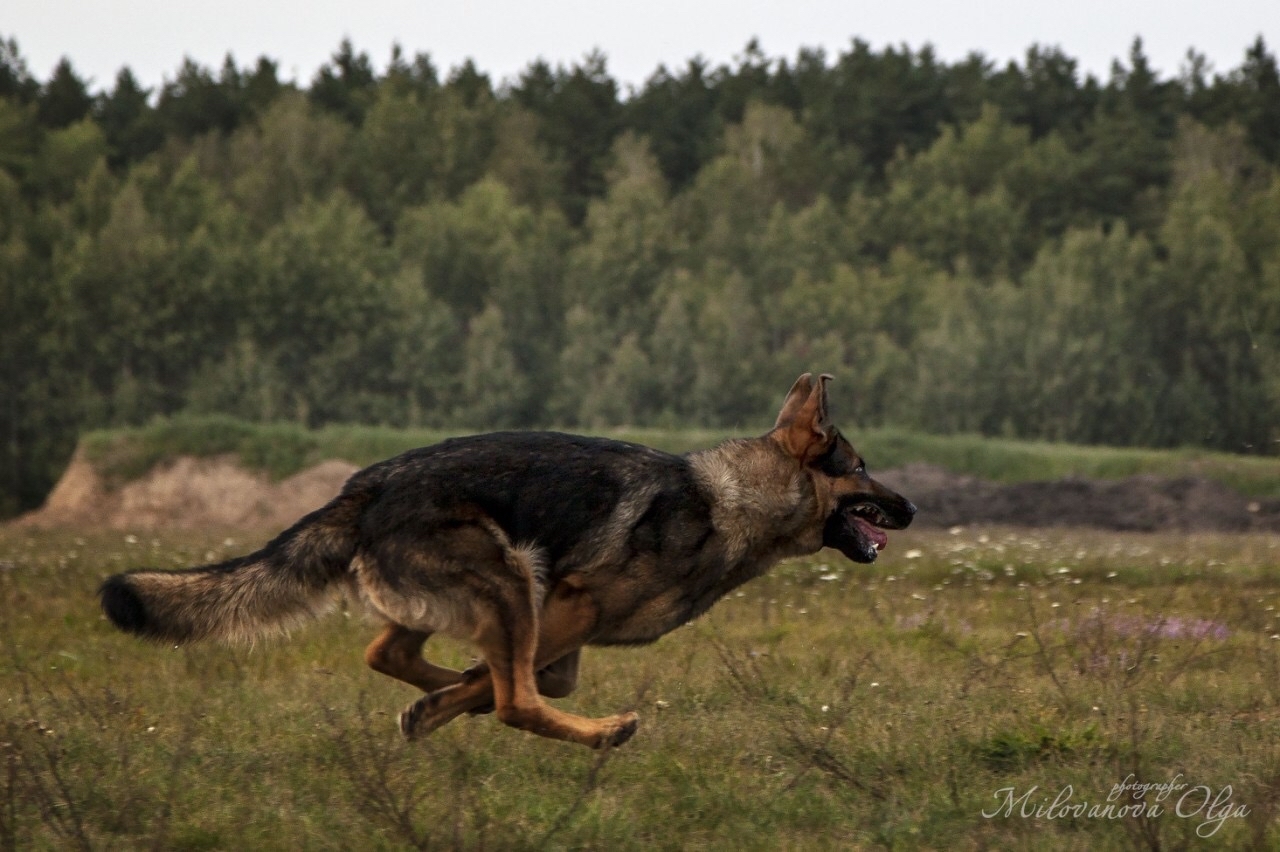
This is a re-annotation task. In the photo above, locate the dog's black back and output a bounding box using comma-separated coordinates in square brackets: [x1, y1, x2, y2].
[357, 431, 714, 580]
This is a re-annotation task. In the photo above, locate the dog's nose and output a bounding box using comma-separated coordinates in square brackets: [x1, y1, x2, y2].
[903, 500, 917, 521]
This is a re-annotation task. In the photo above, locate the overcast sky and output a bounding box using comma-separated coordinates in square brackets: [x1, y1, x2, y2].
[6, 0, 1277, 95]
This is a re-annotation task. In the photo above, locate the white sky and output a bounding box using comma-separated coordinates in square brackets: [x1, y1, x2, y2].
[5, 1, 1278, 95]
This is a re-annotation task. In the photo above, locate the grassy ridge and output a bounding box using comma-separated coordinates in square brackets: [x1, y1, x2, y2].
[859, 428, 1280, 498]
[78, 416, 734, 487]
[81, 416, 1280, 497]
[4, 527, 1279, 848]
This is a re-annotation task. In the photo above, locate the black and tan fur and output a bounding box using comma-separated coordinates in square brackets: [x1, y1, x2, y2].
[100, 374, 915, 749]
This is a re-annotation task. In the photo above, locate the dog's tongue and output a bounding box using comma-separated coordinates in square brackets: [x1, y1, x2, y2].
[852, 516, 888, 550]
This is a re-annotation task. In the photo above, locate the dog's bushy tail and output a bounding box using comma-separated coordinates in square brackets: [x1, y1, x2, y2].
[99, 489, 366, 644]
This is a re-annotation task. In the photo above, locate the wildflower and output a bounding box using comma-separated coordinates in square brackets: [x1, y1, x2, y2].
[1154, 617, 1230, 641]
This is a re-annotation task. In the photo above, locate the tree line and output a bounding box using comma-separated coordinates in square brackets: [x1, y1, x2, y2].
[2, 33, 1279, 515]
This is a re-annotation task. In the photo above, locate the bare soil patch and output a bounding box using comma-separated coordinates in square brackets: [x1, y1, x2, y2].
[877, 463, 1280, 533]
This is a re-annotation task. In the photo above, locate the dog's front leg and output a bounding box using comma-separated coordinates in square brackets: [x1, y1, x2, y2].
[533, 648, 581, 698]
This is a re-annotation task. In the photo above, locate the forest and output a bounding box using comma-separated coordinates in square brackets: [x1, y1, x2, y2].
[2, 33, 1279, 515]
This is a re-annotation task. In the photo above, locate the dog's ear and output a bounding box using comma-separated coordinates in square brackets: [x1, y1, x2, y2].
[774, 373, 814, 429]
[773, 373, 835, 462]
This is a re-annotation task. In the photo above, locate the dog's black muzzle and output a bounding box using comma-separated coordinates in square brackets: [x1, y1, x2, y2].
[823, 487, 916, 563]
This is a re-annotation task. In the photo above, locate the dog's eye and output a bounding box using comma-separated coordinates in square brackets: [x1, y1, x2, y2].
[854, 462, 866, 475]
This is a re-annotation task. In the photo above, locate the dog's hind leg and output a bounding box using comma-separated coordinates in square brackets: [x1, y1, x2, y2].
[364, 623, 465, 693]
[468, 647, 582, 714]
[401, 580, 637, 749]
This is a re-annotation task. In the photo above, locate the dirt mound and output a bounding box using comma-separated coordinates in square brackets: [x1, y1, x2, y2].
[876, 463, 1280, 533]
[16, 449, 358, 530]
[14, 455, 1280, 534]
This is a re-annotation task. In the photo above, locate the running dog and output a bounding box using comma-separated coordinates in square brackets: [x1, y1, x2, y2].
[100, 373, 915, 749]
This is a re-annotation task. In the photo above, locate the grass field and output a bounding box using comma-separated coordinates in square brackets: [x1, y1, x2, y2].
[79, 415, 1280, 498]
[3, 523, 1279, 850]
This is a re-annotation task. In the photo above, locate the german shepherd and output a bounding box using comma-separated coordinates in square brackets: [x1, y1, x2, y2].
[100, 374, 915, 749]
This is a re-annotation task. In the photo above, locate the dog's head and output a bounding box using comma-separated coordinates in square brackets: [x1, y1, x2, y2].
[772, 373, 916, 563]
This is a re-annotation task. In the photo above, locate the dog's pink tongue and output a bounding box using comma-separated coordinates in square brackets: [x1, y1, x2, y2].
[853, 516, 888, 549]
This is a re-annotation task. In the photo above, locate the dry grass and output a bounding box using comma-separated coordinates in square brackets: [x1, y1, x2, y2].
[3, 525, 1279, 849]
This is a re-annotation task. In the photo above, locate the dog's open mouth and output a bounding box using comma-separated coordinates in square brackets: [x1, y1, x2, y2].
[823, 501, 908, 564]
[849, 505, 890, 550]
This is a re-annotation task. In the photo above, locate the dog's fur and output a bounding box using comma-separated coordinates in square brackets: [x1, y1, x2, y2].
[100, 374, 915, 749]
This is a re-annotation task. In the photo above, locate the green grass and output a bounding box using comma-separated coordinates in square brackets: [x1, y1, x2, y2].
[80, 416, 1280, 497]
[3, 526, 1279, 849]
[80, 416, 461, 486]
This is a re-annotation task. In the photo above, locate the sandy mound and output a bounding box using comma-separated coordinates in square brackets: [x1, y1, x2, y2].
[17, 450, 358, 530]
[14, 454, 1280, 534]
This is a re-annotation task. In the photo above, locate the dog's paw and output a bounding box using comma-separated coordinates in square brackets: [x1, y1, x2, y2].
[399, 702, 424, 740]
[596, 712, 640, 749]
[400, 691, 464, 741]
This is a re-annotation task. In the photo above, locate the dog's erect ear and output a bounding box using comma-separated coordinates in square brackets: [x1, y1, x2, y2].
[774, 373, 815, 429]
[772, 373, 835, 462]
